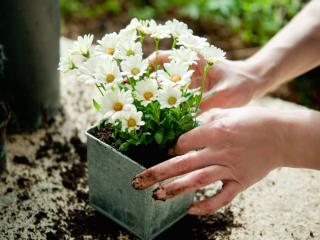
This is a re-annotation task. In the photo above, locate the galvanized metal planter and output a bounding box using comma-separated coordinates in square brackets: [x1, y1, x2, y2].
[86, 128, 194, 240]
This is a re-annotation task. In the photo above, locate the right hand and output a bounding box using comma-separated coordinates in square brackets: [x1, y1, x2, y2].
[148, 51, 261, 112]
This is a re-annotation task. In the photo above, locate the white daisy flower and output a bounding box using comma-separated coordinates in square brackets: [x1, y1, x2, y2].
[148, 20, 171, 40]
[72, 34, 94, 57]
[121, 55, 148, 80]
[177, 34, 209, 51]
[77, 57, 98, 85]
[100, 87, 134, 119]
[118, 29, 139, 42]
[120, 108, 145, 132]
[201, 45, 226, 64]
[115, 41, 143, 60]
[59, 49, 88, 72]
[168, 47, 199, 65]
[58, 50, 77, 72]
[95, 58, 123, 87]
[126, 18, 151, 35]
[158, 61, 194, 87]
[158, 84, 184, 109]
[96, 32, 119, 57]
[187, 87, 202, 96]
[135, 78, 159, 106]
[165, 19, 193, 38]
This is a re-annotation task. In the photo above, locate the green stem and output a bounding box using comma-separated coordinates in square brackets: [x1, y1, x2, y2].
[172, 37, 177, 49]
[95, 83, 104, 96]
[139, 33, 146, 44]
[155, 38, 160, 79]
[200, 63, 210, 94]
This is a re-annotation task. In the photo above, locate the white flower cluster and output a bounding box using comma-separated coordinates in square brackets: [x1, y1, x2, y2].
[59, 19, 225, 133]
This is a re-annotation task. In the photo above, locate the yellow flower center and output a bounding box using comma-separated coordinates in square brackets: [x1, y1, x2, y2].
[131, 68, 140, 76]
[170, 75, 181, 83]
[143, 91, 153, 101]
[127, 118, 137, 127]
[113, 102, 123, 111]
[168, 96, 177, 106]
[106, 47, 115, 55]
[126, 49, 135, 56]
[106, 74, 115, 83]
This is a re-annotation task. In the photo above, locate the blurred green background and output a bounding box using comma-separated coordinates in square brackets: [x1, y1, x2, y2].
[60, 0, 320, 110]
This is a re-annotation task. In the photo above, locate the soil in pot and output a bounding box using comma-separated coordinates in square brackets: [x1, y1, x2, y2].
[89, 124, 171, 168]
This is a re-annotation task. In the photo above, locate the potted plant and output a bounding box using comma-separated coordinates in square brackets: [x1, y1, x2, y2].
[59, 19, 225, 240]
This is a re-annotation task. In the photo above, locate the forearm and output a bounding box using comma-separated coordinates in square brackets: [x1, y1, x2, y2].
[245, 0, 320, 97]
[280, 109, 320, 170]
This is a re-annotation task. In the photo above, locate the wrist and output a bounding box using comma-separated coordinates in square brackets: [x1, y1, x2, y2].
[278, 110, 320, 169]
[242, 46, 288, 99]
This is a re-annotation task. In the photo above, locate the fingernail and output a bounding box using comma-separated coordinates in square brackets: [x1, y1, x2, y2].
[152, 187, 166, 201]
[187, 207, 202, 215]
[131, 176, 143, 190]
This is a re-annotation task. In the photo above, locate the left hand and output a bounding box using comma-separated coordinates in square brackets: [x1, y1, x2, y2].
[131, 107, 305, 215]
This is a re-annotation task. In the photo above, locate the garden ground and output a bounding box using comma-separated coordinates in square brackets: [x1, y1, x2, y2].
[0, 38, 319, 240]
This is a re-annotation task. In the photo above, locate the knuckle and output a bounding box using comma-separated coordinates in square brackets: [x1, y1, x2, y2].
[143, 168, 158, 181]
[167, 184, 188, 197]
[211, 119, 231, 135]
[196, 171, 211, 184]
[176, 135, 189, 151]
[172, 152, 199, 175]
[223, 147, 239, 161]
[174, 157, 189, 171]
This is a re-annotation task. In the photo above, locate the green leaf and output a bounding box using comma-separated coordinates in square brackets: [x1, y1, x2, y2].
[154, 131, 164, 145]
[93, 98, 101, 111]
[119, 142, 130, 152]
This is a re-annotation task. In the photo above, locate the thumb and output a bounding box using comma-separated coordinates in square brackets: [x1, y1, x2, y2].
[147, 50, 172, 69]
[200, 90, 228, 112]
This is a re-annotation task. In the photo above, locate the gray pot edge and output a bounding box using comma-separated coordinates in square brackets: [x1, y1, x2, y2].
[85, 126, 147, 170]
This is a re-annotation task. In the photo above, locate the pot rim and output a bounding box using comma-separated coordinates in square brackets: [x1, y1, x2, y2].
[85, 125, 147, 170]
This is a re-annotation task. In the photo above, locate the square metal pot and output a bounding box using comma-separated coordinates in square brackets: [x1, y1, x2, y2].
[86, 128, 194, 240]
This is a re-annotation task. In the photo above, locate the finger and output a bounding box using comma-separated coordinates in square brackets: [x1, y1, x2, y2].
[196, 108, 224, 125]
[152, 165, 231, 201]
[147, 50, 171, 69]
[188, 181, 241, 215]
[200, 90, 229, 112]
[169, 125, 210, 156]
[132, 148, 219, 190]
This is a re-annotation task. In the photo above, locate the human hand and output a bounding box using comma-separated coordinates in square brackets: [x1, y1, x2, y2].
[132, 107, 310, 215]
[148, 51, 261, 111]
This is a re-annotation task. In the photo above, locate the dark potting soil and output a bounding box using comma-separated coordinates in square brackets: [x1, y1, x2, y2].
[70, 135, 87, 162]
[34, 211, 47, 225]
[89, 124, 171, 168]
[60, 163, 85, 191]
[13, 155, 33, 167]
